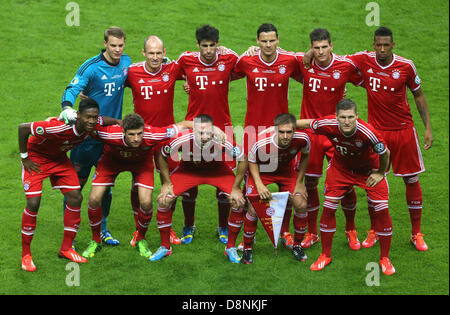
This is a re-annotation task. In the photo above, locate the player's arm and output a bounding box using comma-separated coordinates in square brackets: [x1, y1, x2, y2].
[295, 119, 313, 130]
[411, 88, 433, 150]
[300, 49, 314, 69]
[18, 123, 41, 174]
[156, 150, 174, 207]
[230, 156, 248, 208]
[248, 161, 271, 200]
[367, 147, 390, 188]
[294, 148, 309, 199]
[101, 116, 122, 126]
[60, 66, 92, 124]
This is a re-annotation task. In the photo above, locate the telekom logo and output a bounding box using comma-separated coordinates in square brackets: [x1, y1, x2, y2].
[255, 77, 267, 91]
[140, 85, 153, 99]
[369, 77, 381, 91]
[309, 77, 321, 92]
[196, 76, 208, 90]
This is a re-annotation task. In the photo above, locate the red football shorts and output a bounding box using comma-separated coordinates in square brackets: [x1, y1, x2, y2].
[379, 126, 425, 177]
[245, 170, 298, 197]
[92, 155, 155, 190]
[22, 154, 81, 198]
[170, 163, 236, 197]
[324, 162, 389, 203]
[296, 131, 334, 177]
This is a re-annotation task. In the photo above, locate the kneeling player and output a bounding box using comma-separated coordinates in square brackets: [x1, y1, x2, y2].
[297, 99, 395, 275]
[153, 114, 243, 262]
[18, 99, 104, 271]
[81, 113, 187, 259]
[237, 113, 310, 264]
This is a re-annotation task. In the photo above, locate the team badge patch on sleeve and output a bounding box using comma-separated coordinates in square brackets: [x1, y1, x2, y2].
[373, 142, 385, 154]
[166, 128, 176, 138]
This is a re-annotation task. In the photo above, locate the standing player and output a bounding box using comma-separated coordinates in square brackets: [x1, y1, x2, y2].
[296, 99, 395, 275]
[345, 26, 433, 250]
[295, 28, 364, 251]
[18, 99, 103, 271]
[236, 113, 310, 264]
[126, 35, 185, 246]
[151, 114, 244, 262]
[232, 23, 302, 248]
[175, 24, 240, 245]
[59, 26, 131, 246]
[80, 114, 186, 259]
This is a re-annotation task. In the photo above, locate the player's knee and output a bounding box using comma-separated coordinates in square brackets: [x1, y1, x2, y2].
[26, 197, 41, 212]
[65, 190, 83, 207]
[305, 176, 319, 189]
[293, 196, 307, 213]
[403, 175, 419, 185]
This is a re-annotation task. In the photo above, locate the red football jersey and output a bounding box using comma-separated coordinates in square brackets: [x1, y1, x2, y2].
[296, 52, 363, 119]
[161, 129, 243, 169]
[310, 115, 387, 172]
[247, 130, 310, 174]
[233, 51, 301, 128]
[94, 124, 178, 163]
[176, 50, 239, 131]
[126, 61, 183, 126]
[28, 118, 102, 159]
[346, 51, 421, 131]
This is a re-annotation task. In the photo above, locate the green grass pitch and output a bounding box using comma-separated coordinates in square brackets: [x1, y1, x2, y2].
[0, 0, 448, 296]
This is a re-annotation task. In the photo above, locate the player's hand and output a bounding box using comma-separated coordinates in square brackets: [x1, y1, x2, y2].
[293, 182, 308, 200]
[423, 129, 433, 150]
[212, 126, 227, 144]
[256, 184, 272, 201]
[79, 90, 88, 100]
[183, 81, 190, 94]
[366, 171, 384, 188]
[21, 158, 41, 174]
[302, 50, 314, 69]
[59, 106, 77, 125]
[243, 46, 259, 57]
[158, 183, 174, 207]
[230, 187, 246, 208]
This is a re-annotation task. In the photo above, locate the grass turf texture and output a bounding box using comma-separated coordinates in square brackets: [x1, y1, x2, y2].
[0, 0, 448, 295]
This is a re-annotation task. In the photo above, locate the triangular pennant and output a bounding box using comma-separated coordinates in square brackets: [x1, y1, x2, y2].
[247, 192, 289, 250]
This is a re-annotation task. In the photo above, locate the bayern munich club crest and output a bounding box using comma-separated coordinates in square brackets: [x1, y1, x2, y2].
[392, 70, 400, 79]
[217, 62, 226, 72]
[266, 207, 275, 216]
[278, 65, 286, 74]
[162, 73, 170, 82]
[333, 70, 341, 79]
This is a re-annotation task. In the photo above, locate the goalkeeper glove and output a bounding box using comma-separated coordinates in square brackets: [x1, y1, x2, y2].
[59, 106, 77, 124]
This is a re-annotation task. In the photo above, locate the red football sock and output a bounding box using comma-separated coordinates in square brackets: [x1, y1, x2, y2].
[217, 189, 231, 229]
[319, 200, 338, 257]
[281, 202, 292, 235]
[226, 207, 244, 249]
[61, 204, 81, 251]
[182, 187, 197, 227]
[293, 211, 308, 246]
[21, 207, 38, 257]
[372, 204, 392, 259]
[404, 176, 423, 235]
[130, 188, 140, 227]
[87, 203, 102, 243]
[243, 211, 258, 250]
[306, 185, 320, 235]
[136, 206, 153, 242]
[157, 205, 173, 249]
[341, 188, 357, 231]
[367, 198, 376, 230]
